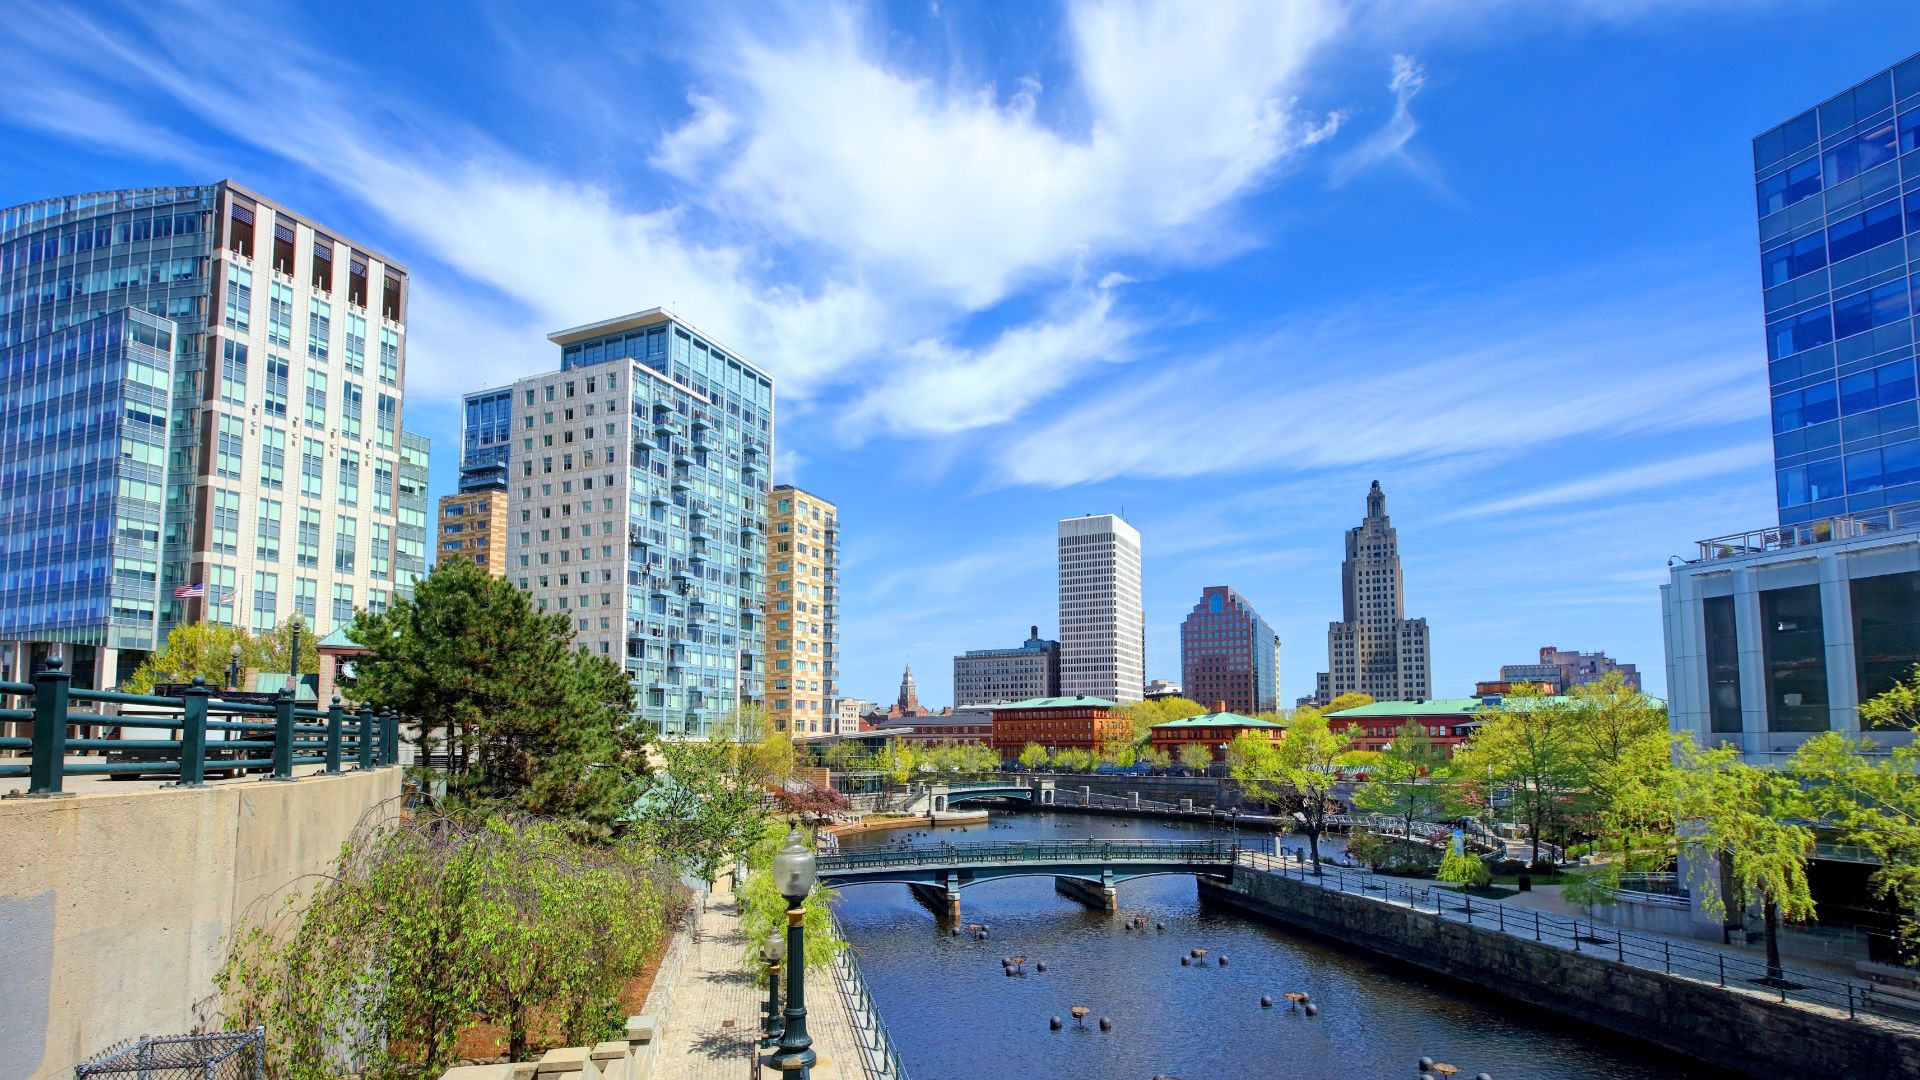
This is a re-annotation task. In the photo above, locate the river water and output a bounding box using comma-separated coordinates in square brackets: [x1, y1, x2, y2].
[833, 809, 1736, 1080]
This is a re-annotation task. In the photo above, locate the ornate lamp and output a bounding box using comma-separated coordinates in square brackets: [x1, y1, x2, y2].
[760, 931, 786, 1047]
[767, 824, 818, 1075]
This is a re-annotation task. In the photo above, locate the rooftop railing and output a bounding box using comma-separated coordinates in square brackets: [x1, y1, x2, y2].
[1693, 502, 1920, 563]
[0, 658, 401, 795]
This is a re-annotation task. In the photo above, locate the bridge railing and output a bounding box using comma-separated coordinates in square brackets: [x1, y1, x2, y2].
[0, 661, 403, 794]
[819, 838, 1245, 874]
[829, 918, 912, 1080]
[1235, 852, 1917, 1030]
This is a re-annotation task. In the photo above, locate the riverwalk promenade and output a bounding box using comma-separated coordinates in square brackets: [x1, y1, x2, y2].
[645, 878, 900, 1080]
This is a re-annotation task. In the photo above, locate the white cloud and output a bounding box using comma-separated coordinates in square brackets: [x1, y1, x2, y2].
[1331, 53, 1436, 188]
[1444, 441, 1772, 520]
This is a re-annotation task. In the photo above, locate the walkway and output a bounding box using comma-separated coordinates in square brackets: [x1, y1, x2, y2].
[646, 886, 881, 1080]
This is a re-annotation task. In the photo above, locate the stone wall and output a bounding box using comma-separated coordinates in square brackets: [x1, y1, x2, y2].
[1200, 869, 1920, 1080]
[0, 768, 404, 1080]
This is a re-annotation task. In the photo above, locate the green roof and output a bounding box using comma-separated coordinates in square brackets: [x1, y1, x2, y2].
[993, 695, 1120, 710]
[1326, 696, 1568, 718]
[317, 627, 358, 648]
[1151, 710, 1285, 731]
[254, 672, 319, 702]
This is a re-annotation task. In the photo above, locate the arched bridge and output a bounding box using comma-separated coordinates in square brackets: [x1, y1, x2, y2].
[816, 838, 1246, 920]
[900, 779, 1056, 813]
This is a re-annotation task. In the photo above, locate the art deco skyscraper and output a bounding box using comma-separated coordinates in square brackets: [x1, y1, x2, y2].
[1316, 482, 1431, 702]
[1057, 514, 1143, 703]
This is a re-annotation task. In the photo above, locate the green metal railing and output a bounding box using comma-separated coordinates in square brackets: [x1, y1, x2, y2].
[818, 838, 1246, 875]
[0, 658, 402, 795]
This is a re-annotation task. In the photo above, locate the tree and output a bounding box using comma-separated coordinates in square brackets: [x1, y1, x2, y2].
[745, 729, 799, 790]
[1178, 742, 1214, 774]
[251, 618, 320, 685]
[1140, 747, 1172, 772]
[1097, 733, 1137, 769]
[1230, 709, 1346, 873]
[1793, 665, 1920, 954]
[1451, 686, 1587, 867]
[737, 821, 843, 973]
[1673, 739, 1816, 981]
[1122, 697, 1206, 741]
[1018, 743, 1051, 771]
[346, 558, 642, 833]
[1566, 673, 1676, 874]
[822, 740, 870, 772]
[1351, 720, 1455, 839]
[774, 781, 850, 825]
[1323, 691, 1376, 715]
[633, 739, 769, 881]
[123, 622, 255, 693]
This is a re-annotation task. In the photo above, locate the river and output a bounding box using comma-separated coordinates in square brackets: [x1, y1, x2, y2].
[833, 809, 1738, 1080]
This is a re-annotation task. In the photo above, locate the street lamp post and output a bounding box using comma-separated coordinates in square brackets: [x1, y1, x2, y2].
[760, 931, 786, 1048]
[287, 615, 304, 692]
[226, 643, 243, 692]
[766, 824, 818, 1076]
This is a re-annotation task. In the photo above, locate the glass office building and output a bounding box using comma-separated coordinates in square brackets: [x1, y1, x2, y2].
[1757, 53, 1920, 524]
[0, 183, 412, 684]
[1179, 586, 1280, 714]
[510, 308, 773, 738]
[460, 387, 513, 492]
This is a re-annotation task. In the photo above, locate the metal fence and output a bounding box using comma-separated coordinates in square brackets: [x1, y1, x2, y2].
[74, 1029, 266, 1080]
[820, 838, 1251, 875]
[829, 931, 911, 1080]
[0, 660, 401, 794]
[1236, 852, 1920, 1030]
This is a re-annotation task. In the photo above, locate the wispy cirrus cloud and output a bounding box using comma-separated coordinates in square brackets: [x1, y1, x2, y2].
[1441, 441, 1772, 521]
[1331, 53, 1437, 188]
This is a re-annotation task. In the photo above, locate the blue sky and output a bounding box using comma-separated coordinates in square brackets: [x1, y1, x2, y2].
[3, 1, 1917, 707]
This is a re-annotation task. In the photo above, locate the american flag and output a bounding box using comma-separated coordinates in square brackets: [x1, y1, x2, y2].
[173, 582, 204, 598]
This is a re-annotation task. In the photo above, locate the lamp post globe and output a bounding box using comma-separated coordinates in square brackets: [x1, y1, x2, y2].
[227, 642, 243, 691]
[761, 931, 786, 1047]
[767, 823, 818, 1076]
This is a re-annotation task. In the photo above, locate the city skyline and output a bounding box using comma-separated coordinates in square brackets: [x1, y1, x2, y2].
[10, 4, 1920, 707]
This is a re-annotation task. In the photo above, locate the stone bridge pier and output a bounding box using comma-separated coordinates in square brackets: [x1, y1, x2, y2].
[1054, 871, 1118, 911]
[908, 874, 962, 922]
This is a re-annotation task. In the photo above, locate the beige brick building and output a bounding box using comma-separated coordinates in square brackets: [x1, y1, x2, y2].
[436, 490, 508, 575]
[766, 485, 839, 737]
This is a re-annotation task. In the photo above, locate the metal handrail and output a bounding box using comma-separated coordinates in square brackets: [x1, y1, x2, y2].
[828, 917, 911, 1080]
[1234, 852, 1915, 1029]
[0, 663, 403, 792]
[819, 839, 1241, 875]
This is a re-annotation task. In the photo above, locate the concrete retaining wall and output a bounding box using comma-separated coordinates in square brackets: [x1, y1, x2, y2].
[0, 769, 404, 1080]
[1200, 869, 1920, 1080]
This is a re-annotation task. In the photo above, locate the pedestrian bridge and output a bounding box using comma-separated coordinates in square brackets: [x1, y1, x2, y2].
[900, 779, 1056, 813]
[815, 838, 1245, 920]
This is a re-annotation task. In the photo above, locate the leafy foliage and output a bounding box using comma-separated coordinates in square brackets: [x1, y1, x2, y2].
[1229, 708, 1345, 872]
[1437, 848, 1492, 889]
[632, 738, 771, 881]
[345, 557, 643, 834]
[1450, 685, 1587, 868]
[1323, 692, 1376, 714]
[218, 813, 677, 1077]
[1018, 743, 1051, 770]
[736, 821, 843, 972]
[123, 620, 319, 694]
[1177, 742, 1214, 773]
[1350, 720, 1457, 837]
[1121, 697, 1207, 741]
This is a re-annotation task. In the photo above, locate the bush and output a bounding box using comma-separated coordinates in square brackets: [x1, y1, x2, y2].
[1437, 848, 1492, 890]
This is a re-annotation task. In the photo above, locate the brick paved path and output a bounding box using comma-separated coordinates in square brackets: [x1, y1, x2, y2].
[651, 890, 870, 1080]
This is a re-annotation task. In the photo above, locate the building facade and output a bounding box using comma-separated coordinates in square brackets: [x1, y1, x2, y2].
[1316, 482, 1431, 703]
[397, 430, 429, 601]
[767, 485, 838, 737]
[1324, 698, 1494, 758]
[1148, 707, 1284, 763]
[1500, 646, 1640, 693]
[436, 490, 508, 575]
[989, 695, 1130, 757]
[953, 624, 1061, 706]
[460, 387, 513, 492]
[864, 707, 993, 748]
[1179, 586, 1280, 714]
[1058, 514, 1144, 703]
[1755, 53, 1920, 526]
[507, 308, 773, 738]
[1664, 515, 1920, 765]
[0, 183, 413, 686]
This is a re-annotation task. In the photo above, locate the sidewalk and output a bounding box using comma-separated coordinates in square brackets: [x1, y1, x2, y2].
[649, 886, 872, 1080]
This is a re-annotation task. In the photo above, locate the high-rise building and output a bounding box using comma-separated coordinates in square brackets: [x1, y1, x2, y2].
[767, 485, 838, 738]
[508, 308, 772, 738]
[1058, 514, 1144, 703]
[1179, 586, 1280, 714]
[0, 183, 412, 687]
[437, 490, 508, 575]
[460, 387, 513, 492]
[397, 430, 430, 601]
[1316, 482, 1431, 702]
[954, 625, 1062, 706]
[1755, 54, 1920, 526]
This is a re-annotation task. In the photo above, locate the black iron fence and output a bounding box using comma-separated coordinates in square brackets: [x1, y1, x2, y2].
[1236, 851, 1920, 1030]
[0, 658, 401, 795]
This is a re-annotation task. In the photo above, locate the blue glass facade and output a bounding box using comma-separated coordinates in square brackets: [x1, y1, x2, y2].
[522, 310, 773, 738]
[0, 309, 174, 650]
[460, 387, 512, 492]
[1757, 53, 1920, 524]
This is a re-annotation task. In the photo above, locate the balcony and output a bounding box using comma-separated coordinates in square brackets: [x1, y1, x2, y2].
[1692, 502, 1920, 563]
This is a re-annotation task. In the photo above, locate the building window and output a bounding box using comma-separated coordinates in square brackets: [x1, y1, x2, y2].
[252, 571, 279, 631]
[376, 392, 396, 449]
[1761, 584, 1828, 732]
[338, 449, 360, 505]
[341, 380, 363, 440]
[211, 490, 240, 555]
[259, 426, 285, 489]
[1852, 571, 1920, 728]
[335, 516, 358, 573]
[378, 327, 399, 385]
[295, 576, 317, 619]
[332, 583, 355, 626]
[297, 508, 321, 568]
[300, 438, 325, 498]
[268, 281, 293, 347]
[370, 522, 391, 580]
[256, 498, 282, 561]
[264, 354, 290, 417]
[345, 313, 367, 375]
[304, 369, 327, 429]
[215, 415, 245, 480]
[311, 237, 333, 292]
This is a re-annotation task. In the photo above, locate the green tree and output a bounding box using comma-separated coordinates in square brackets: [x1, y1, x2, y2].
[1351, 720, 1455, 839]
[1097, 733, 1137, 769]
[737, 821, 843, 973]
[1452, 686, 1587, 867]
[1792, 665, 1920, 954]
[874, 740, 918, 785]
[1140, 747, 1172, 771]
[1230, 709, 1345, 873]
[1122, 696, 1207, 741]
[123, 622, 255, 694]
[1018, 742, 1051, 771]
[1323, 691, 1376, 715]
[632, 738, 770, 881]
[1437, 847, 1492, 890]
[822, 739, 870, 772]
[346, 558, 641, 834]
[1567, 673, 1676, 875]
[250, 617, 320, 686]
[1673, 739, 1816, 981]
[1178, 742, 1214, 773]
